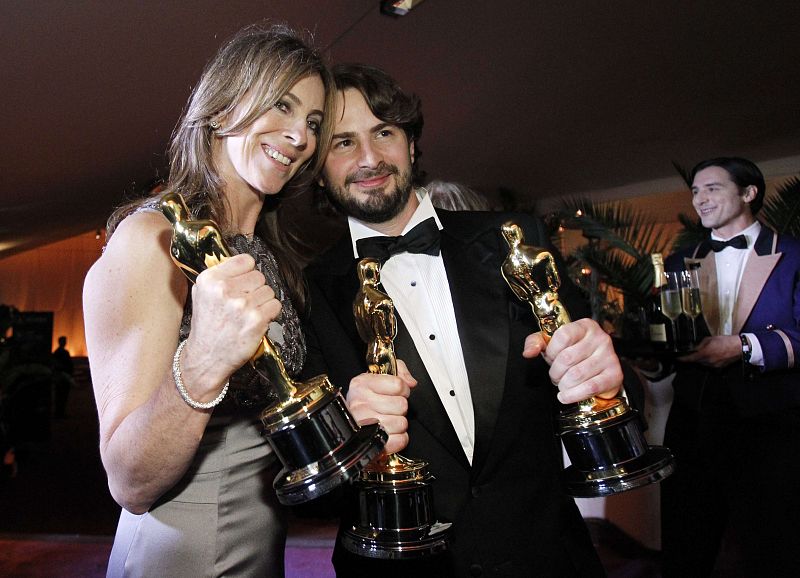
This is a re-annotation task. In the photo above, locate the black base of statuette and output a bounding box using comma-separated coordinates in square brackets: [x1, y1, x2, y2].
[274, 421, 387, 505]
[563, 445, 676, 498]
[341, 521, 452, 560]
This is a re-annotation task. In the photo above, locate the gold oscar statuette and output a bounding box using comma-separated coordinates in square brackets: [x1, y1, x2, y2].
[501, 221, 674, 497]
[341, 258, 451, 559]
[159, 192, 386, 504]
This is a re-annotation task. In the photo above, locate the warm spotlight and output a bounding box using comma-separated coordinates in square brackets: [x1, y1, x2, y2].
[95, 229, 101, 240]
[380, 0, 427, 17]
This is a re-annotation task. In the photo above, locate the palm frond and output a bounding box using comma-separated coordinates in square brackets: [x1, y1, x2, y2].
[550, 196, 672, 311]
[571, 243, 653, 306]
[760, 175, 800, 237]
[555, 197, 670, 261]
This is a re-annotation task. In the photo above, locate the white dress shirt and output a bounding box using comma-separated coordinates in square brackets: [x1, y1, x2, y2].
[712, 220, 763, 366]
[348, 192, 476, 464]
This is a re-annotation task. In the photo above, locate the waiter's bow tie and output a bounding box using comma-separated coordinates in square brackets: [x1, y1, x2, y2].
[356, 217, 441, 262]
[709, 234, 748, 252]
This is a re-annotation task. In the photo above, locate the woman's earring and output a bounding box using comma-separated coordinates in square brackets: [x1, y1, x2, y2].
[210, 120, 220, 131]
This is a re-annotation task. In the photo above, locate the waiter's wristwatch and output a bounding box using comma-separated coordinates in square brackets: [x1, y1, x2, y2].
[740, 334, 752, 364]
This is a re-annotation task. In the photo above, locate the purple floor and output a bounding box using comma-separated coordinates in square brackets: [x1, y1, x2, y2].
[0, 520, 661, 578]
[0, 534, 336, 578]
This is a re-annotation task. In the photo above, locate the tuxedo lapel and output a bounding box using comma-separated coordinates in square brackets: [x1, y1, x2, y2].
[439, 215, 510, 475]
[733, 228, 781, 334]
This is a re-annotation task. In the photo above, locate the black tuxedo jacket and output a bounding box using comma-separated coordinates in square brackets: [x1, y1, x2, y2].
[302, 210, 604, 577]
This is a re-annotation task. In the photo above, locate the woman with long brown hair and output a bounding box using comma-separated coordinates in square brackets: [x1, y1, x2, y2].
[83, 23, 334, 577]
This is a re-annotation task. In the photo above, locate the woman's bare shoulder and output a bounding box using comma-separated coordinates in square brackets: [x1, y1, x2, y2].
[109, 210, 171, 250]
[84, 210, 183, 307]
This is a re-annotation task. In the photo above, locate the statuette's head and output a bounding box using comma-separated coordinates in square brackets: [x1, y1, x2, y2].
[357, 258, 381, 286]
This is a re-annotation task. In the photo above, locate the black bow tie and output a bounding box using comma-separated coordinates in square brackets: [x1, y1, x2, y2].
[709, 235, 748, 252]
[356, 217, 441, 262]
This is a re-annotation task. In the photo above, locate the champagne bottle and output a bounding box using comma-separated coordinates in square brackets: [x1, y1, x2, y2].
[648, 253, 672, 350]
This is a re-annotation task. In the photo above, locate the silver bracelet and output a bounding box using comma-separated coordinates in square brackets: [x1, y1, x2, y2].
[172, 339, 229, 410]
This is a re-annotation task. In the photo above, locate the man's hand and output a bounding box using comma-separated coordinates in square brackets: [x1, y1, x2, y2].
[677, 335, 741, 368]
[346, 360, 416, 454]
[523, 318, 623, 404]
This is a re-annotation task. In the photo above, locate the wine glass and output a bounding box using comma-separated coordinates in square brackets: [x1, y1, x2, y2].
[660, 271, 681, 351]
[680, 269, 703, 346]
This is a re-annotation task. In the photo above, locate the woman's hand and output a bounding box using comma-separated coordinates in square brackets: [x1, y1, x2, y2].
[181, 253, 282, 397]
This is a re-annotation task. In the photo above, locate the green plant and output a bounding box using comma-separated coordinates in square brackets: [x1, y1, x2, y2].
[760, 174, 800, 237]
[546, 198, 671, 335]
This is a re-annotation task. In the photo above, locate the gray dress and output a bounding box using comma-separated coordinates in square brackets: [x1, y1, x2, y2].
[107, 233, 305, 578]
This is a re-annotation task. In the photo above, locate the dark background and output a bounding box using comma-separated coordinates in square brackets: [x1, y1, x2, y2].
[2, 0, 800, 257]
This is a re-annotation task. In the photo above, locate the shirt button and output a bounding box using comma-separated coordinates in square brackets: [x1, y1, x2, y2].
[429, 334, 436, 340]
[449, 390, 455, 397]
[469, 563, 483, 576]
[410, 281, 417, 286]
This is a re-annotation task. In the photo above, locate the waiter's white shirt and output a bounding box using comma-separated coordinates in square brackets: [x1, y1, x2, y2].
[348, 192, 476, 464]
[712, 220, 764, 365]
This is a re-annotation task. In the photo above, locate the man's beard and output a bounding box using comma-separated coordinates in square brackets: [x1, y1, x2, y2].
[325, 162, 414, 223]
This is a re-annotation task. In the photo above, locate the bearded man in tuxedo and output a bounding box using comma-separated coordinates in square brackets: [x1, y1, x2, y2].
[302, 63, 627, 578]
